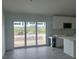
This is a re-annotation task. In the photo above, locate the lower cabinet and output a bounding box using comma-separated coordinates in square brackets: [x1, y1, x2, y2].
[48, 37, 63, 48]
[64, 39, 76, 58]
[56, 38, 63, 48]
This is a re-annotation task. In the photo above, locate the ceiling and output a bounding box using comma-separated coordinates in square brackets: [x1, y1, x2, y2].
[3, 0, 76, 16]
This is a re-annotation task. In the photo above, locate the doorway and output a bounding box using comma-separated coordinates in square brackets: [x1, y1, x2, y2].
[14, 21, 46, 48]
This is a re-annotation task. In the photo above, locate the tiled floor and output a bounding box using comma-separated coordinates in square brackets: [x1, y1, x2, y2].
[3, 46, 75, 59]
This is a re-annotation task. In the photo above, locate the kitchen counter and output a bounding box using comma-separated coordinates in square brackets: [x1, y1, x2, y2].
[53, 35, 76, 41]
[48, 36, 63, 48]
[59, 36, 76, 41]
[53, 35, 76, 58]
[58, 35, 76, 58]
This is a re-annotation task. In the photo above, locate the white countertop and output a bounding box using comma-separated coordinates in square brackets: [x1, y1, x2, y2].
[48, 37, 53, 39]
[59, 36, 76, 41]
[53, 35, 76, 41]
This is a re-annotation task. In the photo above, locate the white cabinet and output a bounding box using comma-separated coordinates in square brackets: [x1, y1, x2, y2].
[57, 36, 76, 58]
[64, 39, 76, 58]
[52, 16, 76, 29]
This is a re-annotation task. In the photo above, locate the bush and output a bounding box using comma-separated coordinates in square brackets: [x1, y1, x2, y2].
[14, 27, 24, 35]
[14, 27, 46, 35]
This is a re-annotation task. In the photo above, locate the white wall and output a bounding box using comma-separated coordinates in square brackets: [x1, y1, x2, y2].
[52, 16, 76, 29]
[52, 16, 76, 36]
[5, 12, 53, 50]
[2, 11, 5, 57]
[5, 13, 76, 50]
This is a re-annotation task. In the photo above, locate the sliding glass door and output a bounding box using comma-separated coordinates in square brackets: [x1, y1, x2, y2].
[37, 22, 46, 45]
[14, 21, 46, 48]
[26, 22, 36, 46]
[14, 21, 25, 47]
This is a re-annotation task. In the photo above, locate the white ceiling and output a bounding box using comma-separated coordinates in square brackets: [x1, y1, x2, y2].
[3, 0, 76, 16]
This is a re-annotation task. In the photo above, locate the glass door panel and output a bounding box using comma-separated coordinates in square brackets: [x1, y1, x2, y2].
[26, 22, 36, 46]
[37, 22, 46, 45]
[14, 21, 25, 47]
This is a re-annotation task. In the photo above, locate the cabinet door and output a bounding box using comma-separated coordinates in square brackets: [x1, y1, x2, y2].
[56, 38, 63, 48]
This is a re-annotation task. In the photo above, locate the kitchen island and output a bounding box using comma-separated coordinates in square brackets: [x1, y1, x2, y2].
[59, 36, 76, 58]
[48, 35, 76, 58]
